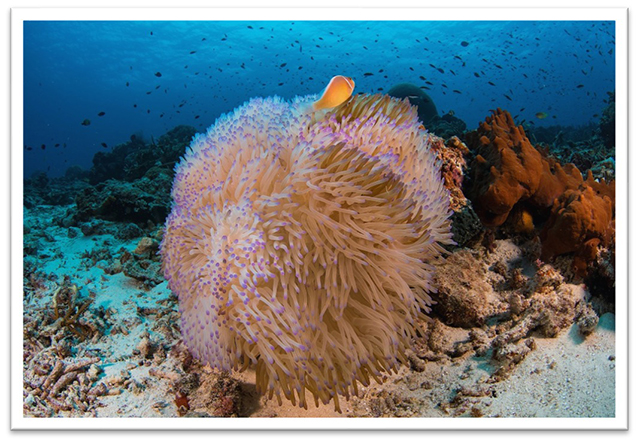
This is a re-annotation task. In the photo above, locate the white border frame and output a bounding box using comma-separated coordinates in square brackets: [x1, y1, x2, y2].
[10, 7, 629, 431]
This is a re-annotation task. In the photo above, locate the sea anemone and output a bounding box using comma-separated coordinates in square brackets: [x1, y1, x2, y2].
[161, 93, 453, 411]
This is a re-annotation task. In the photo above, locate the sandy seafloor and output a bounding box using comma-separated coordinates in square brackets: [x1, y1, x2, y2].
[21, 202, 616, 421]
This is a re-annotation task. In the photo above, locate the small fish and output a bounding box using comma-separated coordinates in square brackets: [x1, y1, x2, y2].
[190, 50, 196, 54]
[535, 112, 548, 119]
[41, 144, 45, 150]
[363, 72, 373, 76]
[155, 72, 162, 77]
[101, 142, 108, 148]
[81, 119, 91, 126]
[577, 84, 584, 88]
[311, 75, 355, 111]
[98, 111, 105, 116]
[461, 41, 469, 47]
[126, 82, 130, 87]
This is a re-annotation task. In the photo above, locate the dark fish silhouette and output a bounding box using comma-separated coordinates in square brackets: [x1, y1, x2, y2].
[155, 72, 162, 77]
[98, 111, 105, 116]
[101, 142, 107, 148]
[461, 41, 469, 47]
[81, 119, 91, 126]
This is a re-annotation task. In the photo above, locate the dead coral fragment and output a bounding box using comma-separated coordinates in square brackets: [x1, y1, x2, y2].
[432, 250, 492, 328]
[41, 277, 95, 341]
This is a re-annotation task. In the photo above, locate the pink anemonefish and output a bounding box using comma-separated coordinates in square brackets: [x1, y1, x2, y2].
[311, 75, 355, 111]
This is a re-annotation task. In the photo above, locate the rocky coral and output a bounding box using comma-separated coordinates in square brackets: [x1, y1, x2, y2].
[89, 125, 196, 184]
[23, 170, 91, 208]
[428, 112, 468, 140]
[431, 249, 493, 328]
[72, 174, 173, 225]
[466, 109, 582, 226]
[465, 109, 615, 275]
[432, 136, 484, 247]
[540, 173, 615, 275]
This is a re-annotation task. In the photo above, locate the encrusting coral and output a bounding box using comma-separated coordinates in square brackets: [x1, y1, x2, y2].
[465, 109, 615, 273]
[161, 93, 453, 411]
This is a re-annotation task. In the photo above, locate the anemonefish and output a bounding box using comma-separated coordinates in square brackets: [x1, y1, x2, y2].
[311, 75, 355, 111]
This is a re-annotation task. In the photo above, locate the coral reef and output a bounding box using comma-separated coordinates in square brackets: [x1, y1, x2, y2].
[540, 173, 615, 274]
[161, 93, 453, 411]
[89, 125, 196, 184]
[599, 91, 615, 150]
[466, 108, 581, 226]
[432, 136, 484, 247]
[23, 170, 91, 208]
[72, 173, 173, 225]
[21, 91, 616, 419]
[465, 108, 615, 275]
[428, 113, 468, 140]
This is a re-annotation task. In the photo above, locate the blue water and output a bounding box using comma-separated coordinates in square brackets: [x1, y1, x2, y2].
[23, 20, 615, 178]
